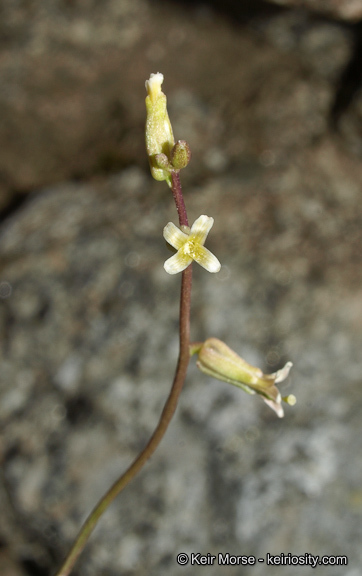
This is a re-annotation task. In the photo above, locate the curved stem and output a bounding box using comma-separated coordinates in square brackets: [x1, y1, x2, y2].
[54, 177, 192, 576]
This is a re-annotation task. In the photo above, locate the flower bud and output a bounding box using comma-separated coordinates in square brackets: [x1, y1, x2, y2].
[145, 73, 175, 186]
[154, 153, 171, 171]
[170, 140, 192, 170]
[196, 338, 293, 417]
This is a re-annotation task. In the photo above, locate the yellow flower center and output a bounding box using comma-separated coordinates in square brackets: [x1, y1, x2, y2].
[184, 240, 197, 258]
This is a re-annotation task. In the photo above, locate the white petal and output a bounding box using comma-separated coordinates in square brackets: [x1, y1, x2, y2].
[164, 252, 193, 275]
[263, 395, 284, 418]
[163, 222, 189, 250]
[274, 361, 293, 383]
[190, 215, 214, 245]
[145, 72, 164, 100]
[193, 245, 221, 273]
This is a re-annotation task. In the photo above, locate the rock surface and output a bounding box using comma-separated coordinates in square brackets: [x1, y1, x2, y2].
[267, 0, 362, 21]
[1, 2, 362, 576]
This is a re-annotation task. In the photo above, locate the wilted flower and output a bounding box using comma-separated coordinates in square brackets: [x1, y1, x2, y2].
[163, 215, 221, 275]
[195, 338, 294, 417]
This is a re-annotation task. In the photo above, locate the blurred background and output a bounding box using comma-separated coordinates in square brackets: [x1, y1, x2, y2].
[1, 1, 362, 575]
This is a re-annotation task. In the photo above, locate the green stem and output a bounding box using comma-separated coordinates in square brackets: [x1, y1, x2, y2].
[54, 178, 192, 576]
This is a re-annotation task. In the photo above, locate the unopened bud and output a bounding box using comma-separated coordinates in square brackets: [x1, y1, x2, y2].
[154, 153, 171, 171]
[145, 73, 175, 186]
[170, 140, 192, 170]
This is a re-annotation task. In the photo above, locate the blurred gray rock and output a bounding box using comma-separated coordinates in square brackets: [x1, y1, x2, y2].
[267, 0, 362, 21]
[1, 148, 362, 575]
[0, 0, 360, 210]
[0, 0, 151, 193]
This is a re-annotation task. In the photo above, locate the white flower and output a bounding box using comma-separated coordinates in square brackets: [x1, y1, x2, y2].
[163, 215, 221, 275]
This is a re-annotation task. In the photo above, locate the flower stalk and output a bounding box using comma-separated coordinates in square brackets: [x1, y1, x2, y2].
[54, 77, 193, 576]
[53, 71, 295, 576]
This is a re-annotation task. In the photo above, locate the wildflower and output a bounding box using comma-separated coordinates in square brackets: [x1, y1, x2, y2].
[195, 338, 294, 417]
[163, 215, 221, 275]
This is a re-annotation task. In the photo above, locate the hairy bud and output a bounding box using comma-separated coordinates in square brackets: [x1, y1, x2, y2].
[170, 140, 192, 170]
